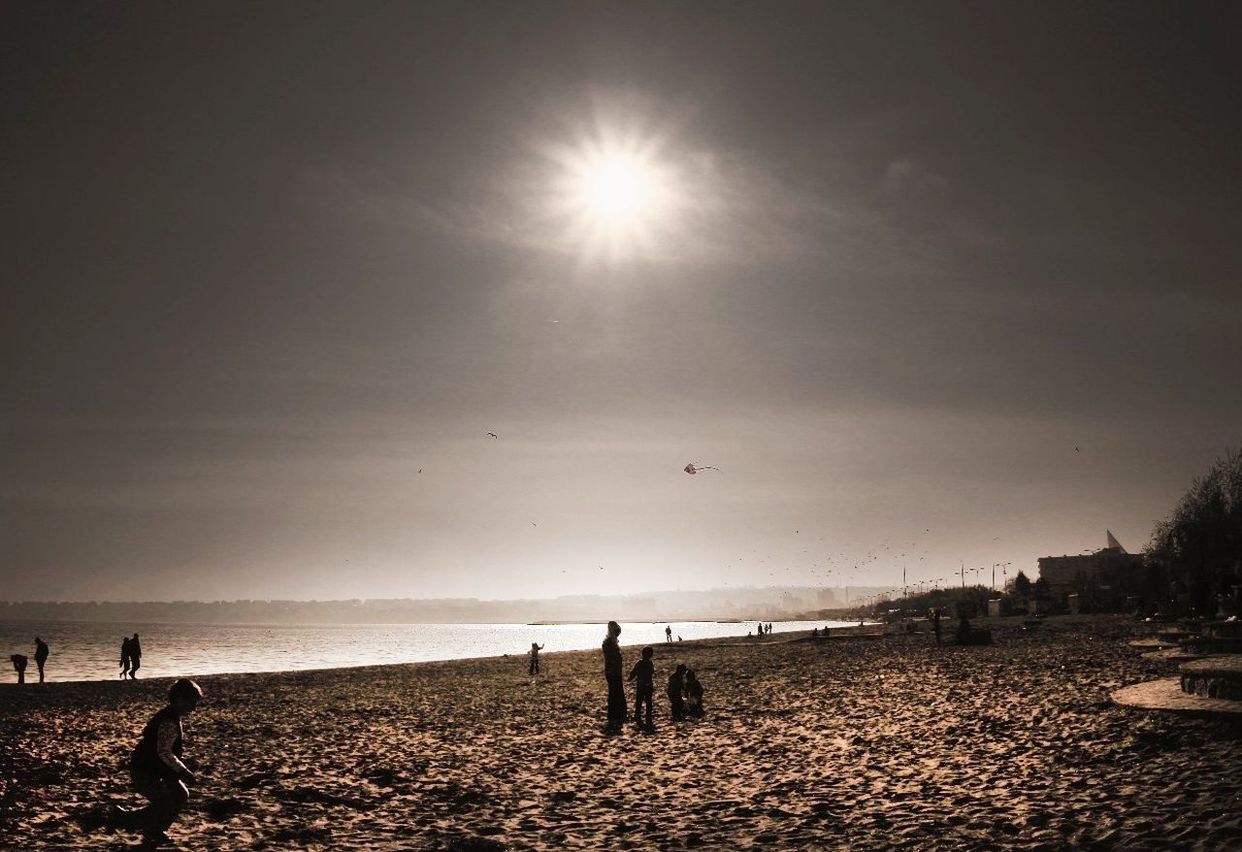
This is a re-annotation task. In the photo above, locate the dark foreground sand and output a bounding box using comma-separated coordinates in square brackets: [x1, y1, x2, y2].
[2, 616, 1240, 850]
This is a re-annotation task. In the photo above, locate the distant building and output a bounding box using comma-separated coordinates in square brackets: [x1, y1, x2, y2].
[1037, 530, 1145, 598]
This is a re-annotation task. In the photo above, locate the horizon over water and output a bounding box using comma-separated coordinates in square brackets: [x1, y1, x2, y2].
[0, 619, 857, 683]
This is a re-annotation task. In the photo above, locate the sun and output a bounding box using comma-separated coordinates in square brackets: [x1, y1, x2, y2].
[575, 152, 660, 226]
[545, 127, 681, 264]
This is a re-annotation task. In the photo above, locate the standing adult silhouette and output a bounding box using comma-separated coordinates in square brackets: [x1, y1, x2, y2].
[34, 637, 49, 683]
[129, 633, 142, 679]
[601, 621, 625, 733]
[120, 636, 132, 679]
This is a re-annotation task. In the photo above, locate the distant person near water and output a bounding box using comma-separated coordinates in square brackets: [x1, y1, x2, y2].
[628, 646, 655, 729]
[129, 633, 142, 679]
[109, 678, 203, 845]
[120, 636, 132, 679]
[602, 621, 626, 733]
[685, 669, 705, 718]
[667, 663, 688, 721]
[34, 637, 49, 682]
[10, 654, 28, 684]
[528, 642, 544, 676]
[665, 625, 673, 643]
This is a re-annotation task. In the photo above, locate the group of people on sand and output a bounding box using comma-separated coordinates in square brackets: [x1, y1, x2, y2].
[8, 636, 50, 684]
[7, 633, 148, 684]
[602, 621, 704, 733]
[752, 621, 773, 637]
[87, 622, 715, 846]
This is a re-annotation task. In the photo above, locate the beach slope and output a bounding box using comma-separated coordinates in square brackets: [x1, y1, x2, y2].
[2, 616, 1239, 850]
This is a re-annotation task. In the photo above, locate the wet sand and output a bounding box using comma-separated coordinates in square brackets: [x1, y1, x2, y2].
[2, 615, 1239, 850]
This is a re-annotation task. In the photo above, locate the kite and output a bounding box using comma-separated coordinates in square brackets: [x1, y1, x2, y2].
[684, 462, 719, 475]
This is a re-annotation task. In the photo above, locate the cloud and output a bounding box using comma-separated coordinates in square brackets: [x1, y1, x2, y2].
[882, 157, 949, 198]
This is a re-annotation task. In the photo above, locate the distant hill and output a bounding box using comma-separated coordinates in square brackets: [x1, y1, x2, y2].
[0, 585, 892, 625]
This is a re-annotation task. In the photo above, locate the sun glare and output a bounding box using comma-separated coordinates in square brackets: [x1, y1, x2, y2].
[577, 154, 657, 225]
[545, 125, 681, 264]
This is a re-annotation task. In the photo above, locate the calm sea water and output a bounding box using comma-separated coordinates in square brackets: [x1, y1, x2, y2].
[0, 619, 854, 683]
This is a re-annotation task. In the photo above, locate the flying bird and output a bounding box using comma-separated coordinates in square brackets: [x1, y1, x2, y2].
[684, 462, 720, 474]
[487, 432, 498, 439]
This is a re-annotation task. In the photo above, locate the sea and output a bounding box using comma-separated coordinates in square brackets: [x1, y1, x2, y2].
[0, 619, 856, 683]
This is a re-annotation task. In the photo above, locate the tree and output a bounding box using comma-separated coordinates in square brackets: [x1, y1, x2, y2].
[1033, 576, 1050, 601]
[1013, 570, 1032, 596]
[1148, 448, 1242, 615]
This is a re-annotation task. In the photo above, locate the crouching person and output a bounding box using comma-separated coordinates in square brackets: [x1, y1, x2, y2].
[112, 678, 203, 845]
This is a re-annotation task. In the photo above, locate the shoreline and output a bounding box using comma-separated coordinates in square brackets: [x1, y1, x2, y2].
[4, 615, 1238, 850]
[2, 619, 866, 686]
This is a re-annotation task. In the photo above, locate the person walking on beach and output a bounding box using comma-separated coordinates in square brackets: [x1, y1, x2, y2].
[667, 663, 687, 721]
[931, 608, 942, 645]
[34, 637, 49, 683]
[602, 621, 626, 733]
[10, 654, 28, 684]
[110, 678, 203, 845]
[665, 625, 673, 644]
[628, 646, 655, 729]
[685, 669, 705, 718]
[129, 633, 143, 679]
[528, 642, 544, 676]
[120, 636, 132, 679]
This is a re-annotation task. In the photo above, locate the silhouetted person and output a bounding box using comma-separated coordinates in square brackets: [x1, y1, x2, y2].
[10, 654, 28, 684]
[812, 627, 819, 640]
[111, 679, 203, 845]
[629, 646, 655, 729]
[665, 625, 673, 644]
[667, 664, 687, 721]
[685, 669, 704, 718]
[129, 633, 142, 679]
[602, 621, 625, 733]
[34, 637, 49, 683]
[931, 608, 943, 645]
[120, 636, 132, 679]
[528, 642, 544, 676]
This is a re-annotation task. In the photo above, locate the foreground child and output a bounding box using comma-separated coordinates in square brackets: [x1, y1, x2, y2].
[111, 678, 203, 845]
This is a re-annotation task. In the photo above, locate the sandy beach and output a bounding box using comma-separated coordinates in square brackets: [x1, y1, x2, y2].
[2, 616, 1239, 850]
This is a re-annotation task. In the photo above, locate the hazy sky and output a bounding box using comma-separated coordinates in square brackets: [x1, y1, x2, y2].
[4, 2, 1240, 602]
